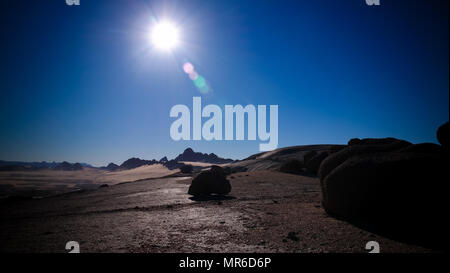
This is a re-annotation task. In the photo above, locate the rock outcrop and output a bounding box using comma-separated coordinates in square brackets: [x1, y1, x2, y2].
[318, 128, 449, 249]
[318, 138, 411, 181]
[175, 148, 233, 164]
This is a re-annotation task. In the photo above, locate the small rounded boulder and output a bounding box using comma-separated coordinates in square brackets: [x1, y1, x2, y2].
[188, 165, 231, 196]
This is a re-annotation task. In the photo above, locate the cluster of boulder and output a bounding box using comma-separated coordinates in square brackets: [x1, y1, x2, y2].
[279, 150, 332, 176]
[318, 122, 449, 249]
[188, 166, 231, 196]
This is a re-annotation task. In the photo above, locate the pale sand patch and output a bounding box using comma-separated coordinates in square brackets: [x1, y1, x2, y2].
[0, 164, 178, 197]
[178, 161, 230, 167]
[94, 164, 178, 184]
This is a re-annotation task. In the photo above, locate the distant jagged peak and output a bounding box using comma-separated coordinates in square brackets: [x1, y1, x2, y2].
[183, 148, 195, 155]
[101, 162, 119, 171]
[174, 148, 233, 164]
[114, 148, 233, 171]
[159, 156, 168, 163]
[54, 161, 83, 171]
[120, 157, 154, 170]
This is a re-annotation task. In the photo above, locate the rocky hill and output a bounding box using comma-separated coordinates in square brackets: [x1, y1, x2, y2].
[53, 162, 83, 171]
[174, 148, 234, 164]
[110, 148, 234, 171]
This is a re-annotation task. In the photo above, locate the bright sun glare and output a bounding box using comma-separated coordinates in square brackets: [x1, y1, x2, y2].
[151, 21, 180, 51]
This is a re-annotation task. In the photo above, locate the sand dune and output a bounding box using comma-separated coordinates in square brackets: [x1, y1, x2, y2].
[0, 164, 177, 198]
[95, 164, 178, 184]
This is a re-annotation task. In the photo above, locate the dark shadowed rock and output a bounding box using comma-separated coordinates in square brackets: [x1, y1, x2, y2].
[347, 137, 405, 146]
[320, 137, 448, 249]
[163, 159, 184, 170]
[305, 151, 329, 175]
[180, 164, 193, 174]
[347, 138, 361, 146]
[322, 150, 447, 216]
[396, 143, 443, 154]
[303, 151, 317, 165]
[279, 159, 304, 175]
[318, 138, 411, 181]
[437, 122, 449, 147]
[188, 165, 231, 196]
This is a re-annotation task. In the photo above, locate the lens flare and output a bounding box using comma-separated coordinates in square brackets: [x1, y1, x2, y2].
[194, 76, 206, 89]
[188, 71, 198, 80]
[183, 62, 194, 74]
[182, 62, 210, 94]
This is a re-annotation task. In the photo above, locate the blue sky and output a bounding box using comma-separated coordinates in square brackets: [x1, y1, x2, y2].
[0, 0, 448, 166]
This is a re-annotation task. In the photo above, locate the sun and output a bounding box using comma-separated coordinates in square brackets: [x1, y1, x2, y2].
[150, 21, 180, 51]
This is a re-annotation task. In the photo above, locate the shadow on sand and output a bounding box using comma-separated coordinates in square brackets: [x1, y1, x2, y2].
[189, 195, 236, 202]
[328, 212, 445, 251]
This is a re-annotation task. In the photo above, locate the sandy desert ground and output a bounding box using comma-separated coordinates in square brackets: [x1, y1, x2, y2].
[0, 171, 431, 253]
[0, 164, 178, 198]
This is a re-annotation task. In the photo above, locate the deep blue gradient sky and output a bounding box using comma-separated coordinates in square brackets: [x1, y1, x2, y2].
[0, 0, 448, 166]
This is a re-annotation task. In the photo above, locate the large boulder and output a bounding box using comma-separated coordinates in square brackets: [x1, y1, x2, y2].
[318, 138, 411, 181]
[188, 166, 231, 196]
[321, 150, 447, 218]
[319, 138, 448, 249]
